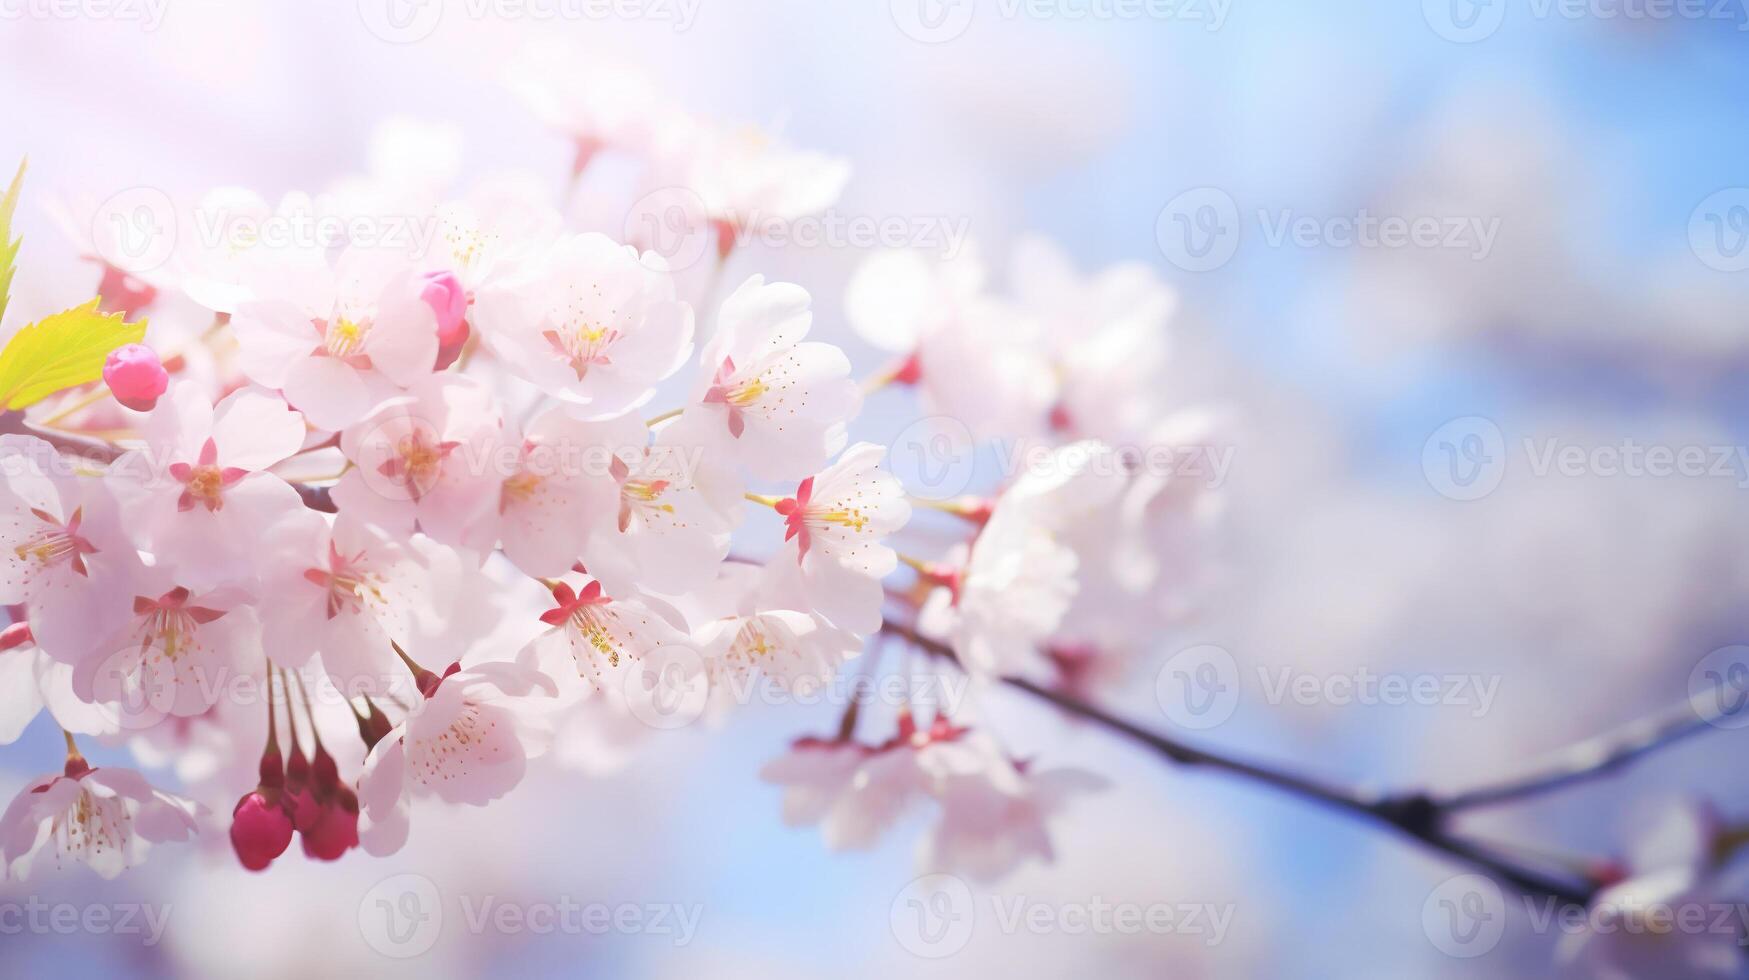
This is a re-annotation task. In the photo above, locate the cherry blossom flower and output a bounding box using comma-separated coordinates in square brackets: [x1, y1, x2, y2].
[0, 759, 199, 880]
[231, 246, 439, 431]
[329, 373, 504, 549]
[257, 513, 459, 693]
[506, 42, 679, 173]
[0, 625, 42, 744]
[845, 247, 1056, 439]
[0, 435, 136, 658]
[762, 717, 1102, 882]
[356, 660, 558, 855]
[114, 382, 307, 593]
[529, 574, 688, 689]
[1009, 235, 1177, 440]
[54, 565, 260, 727]
[474, 232, 693, 420]
[1559, 800, 1749, 979]
[670, 275, 859, 481]
[475, 408, 630, 577]
[662, 121, 850, 260]
[769, 441, 910, 635]
[578, 425, 739, 598]
[913, 729, 1107, 884]
[917, 499, 1079, 677]
[683, 560, 862, 691]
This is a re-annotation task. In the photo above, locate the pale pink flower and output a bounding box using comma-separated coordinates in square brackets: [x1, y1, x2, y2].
[479, 409, 630, 577]
[918, 500, 1079, 677]
[914, 729, 1107, 883]
[770, 442, 910, 635]
[330, 373, 504, 548]
[474, 232, 693, 420]
[116, 382, 307, 593]
[1009, 234, 1177, 440]
[506, 42, 679, 171]
[846, 247, 1056, 439]
[579, 426, 739, 598]
[672, 275, 859, 481]
[685, 561, 862, 690]
[257, 513, 456, 691]
[530, 574, 689, 689]
[355, 660, 557, 855]
[1559, 800, 1749, 979]
[231, 246, 439, 431]
[0, 435, 136, 658]
[664, 120, 850, 254]
[56, 565, 260, 727]
[762, 719, 1102, 882]
[0, 762, 199, 880]
[0, 628, 42, 744]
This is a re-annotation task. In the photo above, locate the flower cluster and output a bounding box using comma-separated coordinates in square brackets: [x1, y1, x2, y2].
[0, 53, 1217, 887]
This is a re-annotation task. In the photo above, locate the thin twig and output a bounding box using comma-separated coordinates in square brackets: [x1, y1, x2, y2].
[879, 619, 1598, 907]
[1438, 683, 1742, 812]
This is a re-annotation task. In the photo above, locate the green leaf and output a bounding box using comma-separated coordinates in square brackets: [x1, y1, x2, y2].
[0, 298, 146, 410]
[0, 159, 23, 329]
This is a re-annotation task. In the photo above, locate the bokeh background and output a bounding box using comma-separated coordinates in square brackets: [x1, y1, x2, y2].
[3, 1, 1748, 976]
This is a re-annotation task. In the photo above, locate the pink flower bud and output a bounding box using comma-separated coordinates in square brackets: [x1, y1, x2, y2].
[230, 790, 294, 872]
[301, 787, 361, 862]
[420, 270, 469, 347]
[103, 343, 169, 412]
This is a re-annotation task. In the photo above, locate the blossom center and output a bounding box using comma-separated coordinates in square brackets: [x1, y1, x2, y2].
[14, 507, 97, 576]
[544, 322, 618, 381]
[322, 316, 371, 359]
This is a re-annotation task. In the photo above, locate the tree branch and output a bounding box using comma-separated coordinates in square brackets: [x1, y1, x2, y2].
[1437, 684, 1743, 812]
[878, 618, 1635, 908]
